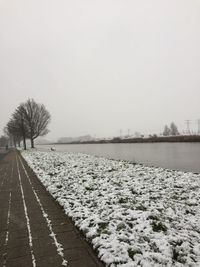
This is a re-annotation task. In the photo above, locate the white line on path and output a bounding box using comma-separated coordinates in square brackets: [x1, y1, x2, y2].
[3, 162, 13, 267]
[3, 192, 12, 267]
[19, 155, 68, 266]
[0, 171, 7, 188]
[16, 156, 36, 267]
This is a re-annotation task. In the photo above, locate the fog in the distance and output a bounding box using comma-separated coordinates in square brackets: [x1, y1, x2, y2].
[1, 0, 200, 139]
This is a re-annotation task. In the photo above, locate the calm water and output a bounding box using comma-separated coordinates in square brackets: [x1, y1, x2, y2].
[36, 143, 200, 173]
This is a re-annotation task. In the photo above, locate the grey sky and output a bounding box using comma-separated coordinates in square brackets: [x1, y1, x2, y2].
[1, 0, 200, 140]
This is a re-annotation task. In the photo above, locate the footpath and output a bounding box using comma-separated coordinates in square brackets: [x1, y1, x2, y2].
[0, 150, 104, 267]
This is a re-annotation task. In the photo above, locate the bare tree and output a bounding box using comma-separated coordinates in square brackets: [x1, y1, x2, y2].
[3, 126, 15, 147]
[20, 99, 51, 148]
[6, 112, 27, 149]
[170, 122, 179, 136]
[0, 135, 8, 147]
[163, 125, 171, 136]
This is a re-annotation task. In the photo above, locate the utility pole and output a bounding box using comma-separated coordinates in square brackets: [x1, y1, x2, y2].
[185, 120, 191, 135]
[120, 129, 122, 138]
[196, 119, 200, 135]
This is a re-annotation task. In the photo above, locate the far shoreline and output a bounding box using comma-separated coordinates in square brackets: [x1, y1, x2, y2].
[44, 135, 200, 145]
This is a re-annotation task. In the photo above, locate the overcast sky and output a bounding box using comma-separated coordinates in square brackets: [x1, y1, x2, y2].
[1, 0, 200, 140]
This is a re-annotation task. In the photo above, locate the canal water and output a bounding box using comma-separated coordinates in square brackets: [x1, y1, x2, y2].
[36, 143, 200, 173]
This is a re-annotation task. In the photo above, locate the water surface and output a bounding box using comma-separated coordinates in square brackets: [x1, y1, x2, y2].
[36, 143, 200, 173]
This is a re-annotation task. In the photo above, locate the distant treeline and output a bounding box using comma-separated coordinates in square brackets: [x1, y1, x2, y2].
[56, 135, 200, 145]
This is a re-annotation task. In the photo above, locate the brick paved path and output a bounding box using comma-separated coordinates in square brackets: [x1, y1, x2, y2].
[0, 150, 104, 267]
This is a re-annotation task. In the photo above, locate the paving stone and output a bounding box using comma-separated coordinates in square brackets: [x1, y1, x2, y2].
[64, 247, 91, 261]
[6, 255, 33, 267]
[36, 254, 62, 267]
[7, 245, 31, 259]
[68, 259, 98, 267]
[53, 223, 74, 233]
[7, 237, 29, 249]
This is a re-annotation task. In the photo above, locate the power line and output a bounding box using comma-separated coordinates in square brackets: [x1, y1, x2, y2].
[196, 119, 200, 135]
[185, 120, 191, 135]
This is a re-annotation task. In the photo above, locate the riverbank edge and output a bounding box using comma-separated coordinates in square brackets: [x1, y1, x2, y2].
[50, 135, 200, 145]
[33, 147, 200, 175]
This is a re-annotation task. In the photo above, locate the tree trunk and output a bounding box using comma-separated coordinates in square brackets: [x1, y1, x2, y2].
[31, 138, 34, 148]
[23, 135, 26, 150]
[21, 118, 26, 150]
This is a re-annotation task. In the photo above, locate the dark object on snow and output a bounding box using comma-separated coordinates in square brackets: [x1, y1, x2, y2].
[50, 147, 55, 151]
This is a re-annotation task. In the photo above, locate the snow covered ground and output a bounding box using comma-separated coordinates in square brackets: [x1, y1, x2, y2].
[21, 150, 200, 267]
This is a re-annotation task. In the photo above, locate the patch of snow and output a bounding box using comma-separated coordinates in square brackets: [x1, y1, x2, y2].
[21, 150, 200, 267]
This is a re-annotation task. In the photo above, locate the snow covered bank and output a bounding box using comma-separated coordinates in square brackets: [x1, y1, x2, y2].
[21, 150, 200, 267]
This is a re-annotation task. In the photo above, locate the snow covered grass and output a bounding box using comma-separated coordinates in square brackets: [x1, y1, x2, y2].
[21, 150, 200, 267]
